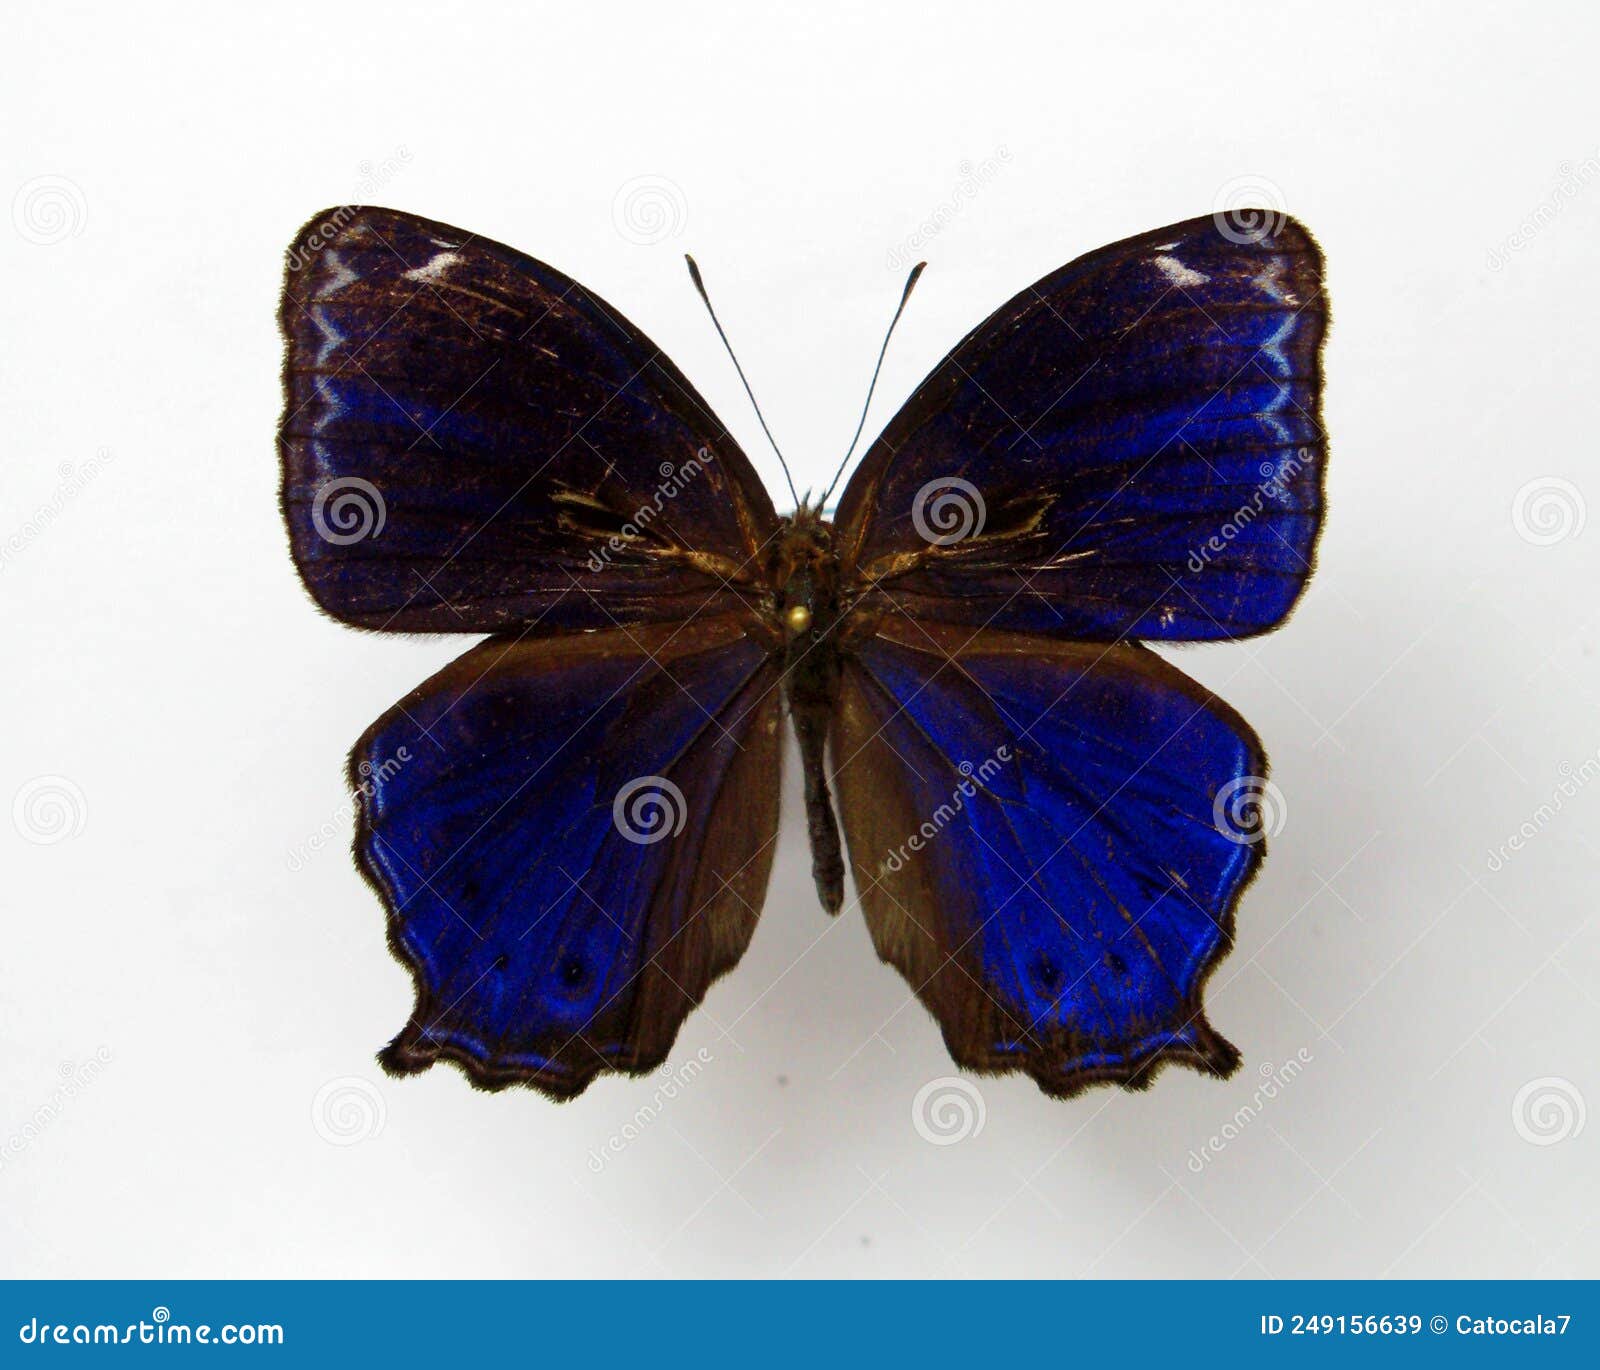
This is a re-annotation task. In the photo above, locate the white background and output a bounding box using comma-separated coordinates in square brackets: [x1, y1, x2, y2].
[3, 0, 1597, 1278]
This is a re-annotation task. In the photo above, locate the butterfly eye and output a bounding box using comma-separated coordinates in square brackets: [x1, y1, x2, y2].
[1102, 950, 1128, 977]
[558, 956, 589, 990]
[784, 604, 812, 635]
[1034, 955, 1062, 991]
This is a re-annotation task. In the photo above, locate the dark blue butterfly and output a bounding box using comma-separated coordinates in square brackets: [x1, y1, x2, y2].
[278, 206, 1325, 1099]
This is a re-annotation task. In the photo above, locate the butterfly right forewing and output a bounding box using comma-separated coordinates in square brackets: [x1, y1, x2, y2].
[833, 213, 1326, 643]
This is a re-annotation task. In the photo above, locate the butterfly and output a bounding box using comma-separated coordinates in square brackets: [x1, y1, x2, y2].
[278, 205, 1326, 1100]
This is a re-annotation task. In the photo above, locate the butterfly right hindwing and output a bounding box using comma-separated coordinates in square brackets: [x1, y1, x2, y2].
[830, 615, 1260, 1096]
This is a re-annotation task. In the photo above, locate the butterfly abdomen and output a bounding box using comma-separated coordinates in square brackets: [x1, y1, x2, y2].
[774, 511, 847, 914]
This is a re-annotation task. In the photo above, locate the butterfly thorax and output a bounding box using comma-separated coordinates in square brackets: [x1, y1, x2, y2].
[773, 506, 847, 913]
[772, 506, 840, 642]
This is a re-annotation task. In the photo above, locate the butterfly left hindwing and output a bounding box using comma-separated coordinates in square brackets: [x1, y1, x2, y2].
[353, 617, 781, 1098]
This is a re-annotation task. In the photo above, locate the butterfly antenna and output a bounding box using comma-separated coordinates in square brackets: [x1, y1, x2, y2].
[818, 260, 927, 509]
[684, 254, 801, 509]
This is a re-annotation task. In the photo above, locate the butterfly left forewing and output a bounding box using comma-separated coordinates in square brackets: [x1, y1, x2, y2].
[353, 617, 782, 1097]
[279, 206, 780, 634]
[830, 615, 1258, 1097]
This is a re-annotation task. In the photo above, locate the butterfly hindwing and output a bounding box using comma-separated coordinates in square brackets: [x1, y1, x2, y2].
[279, 206, 778, 634]
[834, 213, 1326, 641]
[830, 615, 1260, 1095]
[351, 617, 782, 1097]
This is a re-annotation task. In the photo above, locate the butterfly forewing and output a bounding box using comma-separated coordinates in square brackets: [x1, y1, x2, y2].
[279, 206, 779, 634]
[834, 213, 1326, 641]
